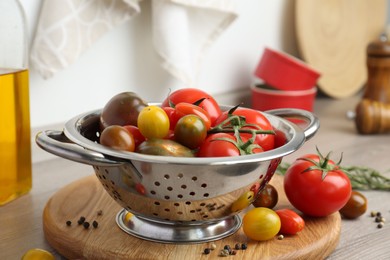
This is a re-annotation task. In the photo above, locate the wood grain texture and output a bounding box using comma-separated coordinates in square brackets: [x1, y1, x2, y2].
[43, 174, 341, 260]
[355, 98, 390, 134]
[295, 0, 387, 98]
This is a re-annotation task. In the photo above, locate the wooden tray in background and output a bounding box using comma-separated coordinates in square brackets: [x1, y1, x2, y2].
[295, 0, 387, 98]
[43, 174, 341, 259]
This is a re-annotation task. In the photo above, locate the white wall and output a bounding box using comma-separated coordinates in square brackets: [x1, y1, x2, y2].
[20, 0, 298, 128]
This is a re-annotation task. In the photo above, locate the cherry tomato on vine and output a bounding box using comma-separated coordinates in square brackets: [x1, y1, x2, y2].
[242, 207, 281, 241]
[214, 107, 275, 151]
[283, 153, 352, 217]
[197, 133, 239, 157]
[137, 106, 170, 139]
[161, 88, 222, 126]
[197, 133, 263, 157]
[123, 125, 145, 148]
[275, 209, 305, 235]
[174, 114, 207, 149]
[100, 125, 135, 152]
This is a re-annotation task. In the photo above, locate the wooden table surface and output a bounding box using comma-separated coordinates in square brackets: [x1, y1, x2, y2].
[1, 94, 390, 260]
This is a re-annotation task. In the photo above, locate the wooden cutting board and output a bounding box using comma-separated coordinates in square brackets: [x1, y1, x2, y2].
[43, 174, 341, 259]
[295, 0, 387, 98]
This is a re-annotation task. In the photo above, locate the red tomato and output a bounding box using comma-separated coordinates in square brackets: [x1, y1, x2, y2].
[164, 129, 175, 140]
[197, 133, 240, 157]
[135, 183, 146, 195]
[162, 106, 180, 130]
[197, 133, 263, 157]
[275, 209, 305, 235]
[214, 108, 275, 151]
[163, 102, 211, 131]
[174, 102, 211, 130]
[284, 154, 352, 217]
[162, 88, 222, 126]
[123, 125, 145, 148]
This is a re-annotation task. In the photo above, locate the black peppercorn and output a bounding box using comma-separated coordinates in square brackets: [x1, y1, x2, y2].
[203, 248, 211, 255]
[83, 221, 90, 229]
[241, 243, 248, 250]
[92, 220, 99, 228]
[234, 243, 241, 250]
[66, 220, 72, 226]
[78, 216, 86, 225]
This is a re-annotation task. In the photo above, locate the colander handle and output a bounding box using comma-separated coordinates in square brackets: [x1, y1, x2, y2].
[266, 108, 320, 140]
[36, 130, 123, 166]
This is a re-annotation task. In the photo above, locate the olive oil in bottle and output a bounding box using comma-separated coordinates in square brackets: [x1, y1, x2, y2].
[0, 69, 31, 205]
[0, 0, 32, 205]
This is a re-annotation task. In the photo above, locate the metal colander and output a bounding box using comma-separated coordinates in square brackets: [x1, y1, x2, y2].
[36, 106, 319, 243]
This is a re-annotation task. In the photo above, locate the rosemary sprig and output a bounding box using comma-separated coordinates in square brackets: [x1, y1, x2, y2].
[276, 162, 390, 191]
[341, 166, 390, 191]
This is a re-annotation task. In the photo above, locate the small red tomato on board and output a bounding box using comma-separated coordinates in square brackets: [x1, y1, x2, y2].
[275, 209, 305, 235]
[161, 88, 222, 126]
[283, 153, 352, 217]
[214, 107, 275, 151]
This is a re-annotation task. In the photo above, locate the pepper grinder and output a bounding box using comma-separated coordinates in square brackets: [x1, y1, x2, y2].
[355, 35, 390, 134]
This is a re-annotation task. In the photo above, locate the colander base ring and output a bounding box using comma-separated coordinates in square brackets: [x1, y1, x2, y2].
[116, 209, 242, 244]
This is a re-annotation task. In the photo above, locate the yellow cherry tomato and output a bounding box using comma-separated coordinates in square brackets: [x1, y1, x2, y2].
[22, 248, 55, 260]
[231, 191, 254, 212]
[137, 106, 170, 139]
[242, 207, 281, 241]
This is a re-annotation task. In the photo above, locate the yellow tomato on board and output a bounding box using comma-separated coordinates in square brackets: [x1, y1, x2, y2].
[242, 207, 281, 241]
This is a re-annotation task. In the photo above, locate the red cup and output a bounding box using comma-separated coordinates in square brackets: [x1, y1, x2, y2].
[254, 47, 320, 91]
[251, 84, 317, 112]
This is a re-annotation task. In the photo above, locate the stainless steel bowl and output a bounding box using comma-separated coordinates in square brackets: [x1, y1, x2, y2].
[36, 106, 319, 243]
